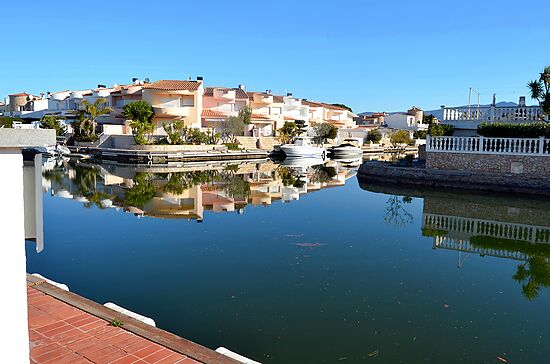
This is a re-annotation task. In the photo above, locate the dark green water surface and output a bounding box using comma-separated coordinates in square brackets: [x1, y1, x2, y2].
[27, 159, 550, 363]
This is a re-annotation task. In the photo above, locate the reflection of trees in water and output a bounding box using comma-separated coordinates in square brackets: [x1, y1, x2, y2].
[124, 169, 251, 206]
[222, 175, 251, 199]
[124, 173, 156, 208]
[277, 166, 298, 187]
[384, 195, 413, 227]
[309, 165, 337, 184]
[74, 166, 113, 209]
[513, 257, 550, 300]
[468, 235, 550, 300]
[276, 165, 335, 188]
[163, 171, 219, 195]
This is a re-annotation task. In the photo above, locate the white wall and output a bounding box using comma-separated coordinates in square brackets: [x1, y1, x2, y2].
[0, 149, 30, 363]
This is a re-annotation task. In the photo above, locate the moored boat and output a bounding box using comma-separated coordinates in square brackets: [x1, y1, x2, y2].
[280, 137, 326, 159]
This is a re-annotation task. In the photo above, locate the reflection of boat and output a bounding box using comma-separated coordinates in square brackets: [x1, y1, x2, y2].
[24, 144, 70, 159]
[330, 138, 363, 157]
[280, 157, 325, 169]
[281, 137, 326, 158]
[333, 156, 362, 168]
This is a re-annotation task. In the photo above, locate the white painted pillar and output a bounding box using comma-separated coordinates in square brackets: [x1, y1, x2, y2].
[0, 149, 29, 362]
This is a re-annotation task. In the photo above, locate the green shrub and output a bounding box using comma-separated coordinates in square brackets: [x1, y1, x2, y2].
[224, 142, 240, 150]
[366, 129, 382, 143]
[477, 122, 550, 138]
[428, 123, 454, 136]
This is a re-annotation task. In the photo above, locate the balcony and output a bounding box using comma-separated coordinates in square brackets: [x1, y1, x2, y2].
[213, 88, 236, 100]
[442, 105, 544, 129]
[152, 105, 191, 117]
[253, 94, 273, 104]
[284, 97, 301, 107]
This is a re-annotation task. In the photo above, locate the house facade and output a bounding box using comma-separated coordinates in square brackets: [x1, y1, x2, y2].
[142, 79, 204, 134]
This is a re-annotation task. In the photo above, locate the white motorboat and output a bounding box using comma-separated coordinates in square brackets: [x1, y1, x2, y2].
[281, 137, 326, 158]
[330, 138, 363, 157]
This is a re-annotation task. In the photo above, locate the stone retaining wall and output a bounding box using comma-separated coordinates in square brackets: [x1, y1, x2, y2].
[427, 152, 550, 177]
[357, 162, 550, 196]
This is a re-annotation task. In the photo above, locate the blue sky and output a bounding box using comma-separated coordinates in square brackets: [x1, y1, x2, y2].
[1, 0, 549, 112]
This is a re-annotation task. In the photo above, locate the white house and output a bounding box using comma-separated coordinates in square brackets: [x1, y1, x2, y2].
[384, 107, 428, 132]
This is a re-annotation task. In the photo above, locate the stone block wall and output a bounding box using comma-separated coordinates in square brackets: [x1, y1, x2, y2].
[426, 152, 550, 177]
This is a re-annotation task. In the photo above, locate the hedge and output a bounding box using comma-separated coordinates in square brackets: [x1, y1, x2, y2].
[477, 122, 550, 138]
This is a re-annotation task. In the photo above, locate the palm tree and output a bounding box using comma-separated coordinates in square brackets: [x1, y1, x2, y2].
[527, 66, 550, 119]
[122, 101, 155, 144]
[73, 97, 111, 141]
[513, 256, 550, 300]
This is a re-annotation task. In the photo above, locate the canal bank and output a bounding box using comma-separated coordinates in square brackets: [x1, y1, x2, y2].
[357, 161, 550, 196]
[27, 274, 240, 364]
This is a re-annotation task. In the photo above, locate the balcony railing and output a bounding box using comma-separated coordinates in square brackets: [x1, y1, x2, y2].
[443, 105, 544, 122]
[423, 213, 550, 244]
[426, 135, 550, 156]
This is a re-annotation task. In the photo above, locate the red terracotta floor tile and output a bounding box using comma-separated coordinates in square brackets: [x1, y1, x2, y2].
[132, 344, 164, 359]
[108, 355, 141, 364]
[142, 348, 174, 363]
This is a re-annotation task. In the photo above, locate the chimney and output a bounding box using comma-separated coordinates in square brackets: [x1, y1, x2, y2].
[286, 92, 293, 96]
[266, 89, 272, 94]
[197, 76, 203, 81]
[519, 96, 526, 107]
[97, 84, 106, 88]
[238, 84, 246, 91]
[492, 93, 496, 106]
[132, 77, 139, 84]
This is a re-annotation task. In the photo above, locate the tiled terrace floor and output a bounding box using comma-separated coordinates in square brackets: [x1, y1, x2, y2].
[28, 286, 202, 364]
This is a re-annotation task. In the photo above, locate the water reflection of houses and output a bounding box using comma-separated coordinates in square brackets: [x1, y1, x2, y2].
[421, 192, 550, 262]
[45, 159, 356, 222]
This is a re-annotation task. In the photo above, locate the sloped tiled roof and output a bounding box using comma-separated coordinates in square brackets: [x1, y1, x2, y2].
[144, 80, 202, 91]
[204, 87, 248, 99]
[201, 109, 227, 118]
[251, 113, 271, 120]
[9, 92, 30, 97]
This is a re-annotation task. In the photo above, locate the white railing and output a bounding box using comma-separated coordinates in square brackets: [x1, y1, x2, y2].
[443, 105, 544, 122]
[433, 236, 530, 261]
[423, 213, 550, 244]
[426, 135, 550, 156]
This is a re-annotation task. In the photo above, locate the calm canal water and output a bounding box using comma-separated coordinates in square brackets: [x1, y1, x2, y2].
[27, 157, 550, 363]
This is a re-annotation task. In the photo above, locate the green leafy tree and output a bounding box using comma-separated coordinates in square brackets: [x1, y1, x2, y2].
[123, 101, 155, 145]
[238, 106, 252, 125]
[422, 114, 436, 125]
[527, 65, 550, 118]
[366, 129, 382, 143]
[220, 116, 245, 143]
[73, 97, 111, 142]
[390, 130, 412, 145]
[277, 121, 300, 144]
[314, 123, 338, 144]
[40, 115, 66, 136]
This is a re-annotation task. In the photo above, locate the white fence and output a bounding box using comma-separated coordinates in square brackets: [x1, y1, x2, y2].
[443, 105, 544, 122]
[423, 213, 550, 244]
[426, 135, 550, 156]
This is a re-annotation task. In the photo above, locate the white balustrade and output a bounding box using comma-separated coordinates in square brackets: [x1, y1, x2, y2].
[423, 213, 550, 244]
[443, 105, 544, 122]
[433, 236, 530, 261]
[426, 135, 550, 156]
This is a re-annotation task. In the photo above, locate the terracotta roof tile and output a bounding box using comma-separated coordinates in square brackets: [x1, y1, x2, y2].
[251, 113, 271, 120]
[201, 109, 227, 118]
[9, 92, 30, 97]
[144, 80, 202, 91]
